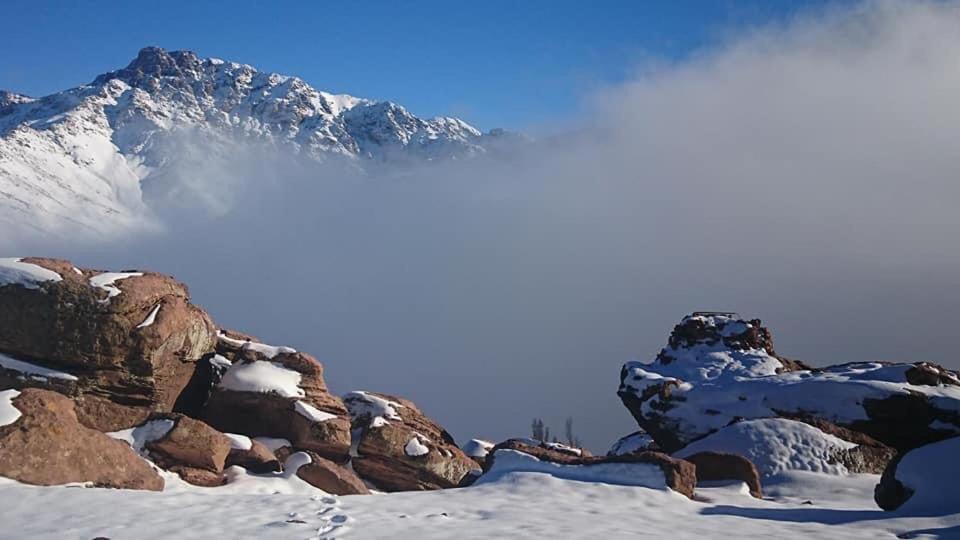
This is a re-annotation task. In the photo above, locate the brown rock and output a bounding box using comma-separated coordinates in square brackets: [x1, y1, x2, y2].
[146, 414, 231, 473]
[344, 391, 478, 491]
[295, 451, 369, 495]
[905, 362, 960, 387]
[227, 439, 281, 473]
[0, 389, 162, 490]
[683, 451, 763, 498]
[483, 439, 697, 499]
[0, 258, 218, 431]
[202, 334, 351, 462]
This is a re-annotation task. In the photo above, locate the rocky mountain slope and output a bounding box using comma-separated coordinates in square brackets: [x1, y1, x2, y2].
[0, 47, 506, 239]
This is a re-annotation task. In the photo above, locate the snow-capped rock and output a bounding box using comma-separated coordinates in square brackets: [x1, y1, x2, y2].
[0, 46, 510, 239]
[875, 436, 960, 512]
[618, 313, 960, 453]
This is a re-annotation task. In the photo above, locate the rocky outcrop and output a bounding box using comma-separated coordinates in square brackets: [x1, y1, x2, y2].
[295, 451, 369, 495]
[226, 438, 281, 473]
[0, 258, 217, 431]
[618, 313, 960, 453]
[344, 391, 477, 491]
[202, 331, 351, 462]
[145, 414, 232, 487]
[482, 440, 697, 499]
[0, 388, 163, 490]
[682, 451, 762, 498]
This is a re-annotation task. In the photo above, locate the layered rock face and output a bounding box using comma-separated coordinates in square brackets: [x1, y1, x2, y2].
[0, 256, 477, 495]
[0, 388, 163, 490]
[344, 391, 478, 491]
[618, 313, 960, 454]
[202, 331, 352, 462]
[0, 257, 217, 430]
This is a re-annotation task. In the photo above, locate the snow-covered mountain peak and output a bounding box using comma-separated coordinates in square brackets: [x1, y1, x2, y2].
[0, 46, 513, 241]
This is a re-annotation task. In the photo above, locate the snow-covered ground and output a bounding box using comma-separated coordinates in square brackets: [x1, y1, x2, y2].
[1, 471, 957, 539]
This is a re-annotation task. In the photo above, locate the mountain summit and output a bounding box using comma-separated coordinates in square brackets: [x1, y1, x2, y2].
[0, 47, 503, 239]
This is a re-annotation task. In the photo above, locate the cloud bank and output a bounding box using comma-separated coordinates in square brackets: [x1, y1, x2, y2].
[7, 1, 960, 450]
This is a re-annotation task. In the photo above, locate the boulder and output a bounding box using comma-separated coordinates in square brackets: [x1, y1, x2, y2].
[226, 437, 281, 473]
[481, 440, 697, 499]
[682, 451, 762, 498]
[618, 313, 960, 453]
[202, 331, 351, 461]
[295, 451, 369, 495]
[875, 436, 960, 512]
[0, 257, 217, 431]
[344, 391, 477, 491]
[0, 388, 163, 490]
[145, 414, 231, 486]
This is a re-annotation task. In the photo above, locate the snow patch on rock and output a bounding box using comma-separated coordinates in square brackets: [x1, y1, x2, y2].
[294, 400, 337, 423]
[404, 436, 430, 457]
[0, 352, 78, 381]
[135, 303, 161, 329]
[478, 449, 667, 489]
[225, 433, 253, 451]
[89, 272, 143, 303]
[0, 258, 62, 289]
[108, 419, 176, 454]
[217, 332, 296, 359]
[462, 439, 494, 459]
[0, 390, 22, 427]
[893, 437, 960, 513]
[218, 360, 304, 398]
[343, 391, 403, 428]
[676, 418, 857, 477]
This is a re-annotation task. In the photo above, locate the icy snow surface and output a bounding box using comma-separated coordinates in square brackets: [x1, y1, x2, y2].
[893, 437, 960, 514]
[676, 418, 858, 477]
[0, 258, 62, 289]
[0, 465, 958, 538]
[479, 449, 666, 488]
[0, 352, 78, 381]
[0, 390, 22, 427]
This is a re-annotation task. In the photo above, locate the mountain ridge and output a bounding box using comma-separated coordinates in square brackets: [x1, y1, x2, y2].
[0, 46, 508, 240]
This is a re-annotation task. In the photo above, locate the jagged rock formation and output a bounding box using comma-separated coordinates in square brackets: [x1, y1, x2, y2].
[618, 313, 960, 454]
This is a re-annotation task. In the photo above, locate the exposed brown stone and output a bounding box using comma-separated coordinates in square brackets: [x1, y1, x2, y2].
[0, 258, 218, 431]
[295, 451, 369, 495]
[683, 451, 762, 498]
[345, 391, 477, 491]
[203, 334, 351, 462]
[0, 389, 162, 490]
[227, 439, 281, 473]
[146, 414, 231, 473]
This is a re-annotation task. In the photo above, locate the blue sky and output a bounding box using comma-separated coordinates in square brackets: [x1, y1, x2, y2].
[1, 0, 841, 130]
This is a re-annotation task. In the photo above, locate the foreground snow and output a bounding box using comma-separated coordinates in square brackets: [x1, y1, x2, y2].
[1, 471, 957, 539]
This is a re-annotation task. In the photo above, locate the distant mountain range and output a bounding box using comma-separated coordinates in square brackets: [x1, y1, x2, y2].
[0, 47, 514, 239]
